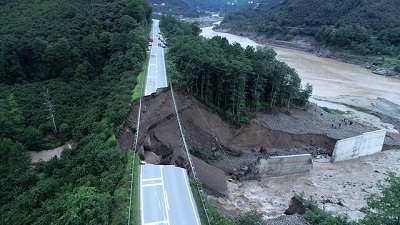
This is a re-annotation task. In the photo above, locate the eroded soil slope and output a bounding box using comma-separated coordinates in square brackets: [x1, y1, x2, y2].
[116, 87, 400, 219]
[117, 87, 400, 172]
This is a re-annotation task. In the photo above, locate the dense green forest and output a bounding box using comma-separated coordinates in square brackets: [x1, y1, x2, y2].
[160, 16, 312, 123]
[221, 0, 400, 56]
[0, 0, 151, 224]
[150, 0, 200, 18]
[149, 0, 254, 18]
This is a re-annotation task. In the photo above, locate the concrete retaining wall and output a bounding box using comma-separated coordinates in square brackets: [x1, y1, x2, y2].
[254, 154, 312, 176]
[331, 130, 386, 162]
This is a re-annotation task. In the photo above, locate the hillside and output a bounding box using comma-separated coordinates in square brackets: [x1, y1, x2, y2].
[149, 0, 257, 17]
[149, 0, 200, 17]
[220, 0, 400, 56]
[0, 0, 151, 223]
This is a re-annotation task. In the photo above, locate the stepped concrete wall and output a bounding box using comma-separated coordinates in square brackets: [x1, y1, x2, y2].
[255, 154, 312, 176]
[331, 130, 386, 162]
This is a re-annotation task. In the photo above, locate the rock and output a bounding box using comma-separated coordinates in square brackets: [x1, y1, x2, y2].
[144, 151, 161, 164]
[137, 145, 145, 160]
[373, 68, 389, 75]
[143, 134, 152, 150]
[285, 196, 306, 215]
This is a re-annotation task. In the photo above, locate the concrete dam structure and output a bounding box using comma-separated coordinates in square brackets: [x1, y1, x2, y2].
[249, 154, 313, 177]
[331, 129, 386, 162]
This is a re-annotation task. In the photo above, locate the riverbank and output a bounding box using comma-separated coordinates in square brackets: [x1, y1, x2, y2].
[213, 26, 400, 79]
[117, 87, 400, 222]
[30, 142, 72, 163]
[201, 26, 400, 132]
[198, 25, 400, 221]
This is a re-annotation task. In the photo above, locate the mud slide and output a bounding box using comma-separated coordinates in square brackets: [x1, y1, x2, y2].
[116, 88, 400, 195]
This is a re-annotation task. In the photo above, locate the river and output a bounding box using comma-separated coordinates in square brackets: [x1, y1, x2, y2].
[200, 26, 400, 221]
[200, 26, 400, 105]
[200, 26, 400, 132]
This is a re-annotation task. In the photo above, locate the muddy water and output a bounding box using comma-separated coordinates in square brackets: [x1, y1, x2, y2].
[31, 142, 72, 163]
[201, 26, 400, 220]
[200, 26, 400, 105]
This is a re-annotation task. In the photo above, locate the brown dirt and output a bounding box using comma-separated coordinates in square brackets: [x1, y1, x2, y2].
[116, 87, 400, 184]
[116, 87, 400, 220]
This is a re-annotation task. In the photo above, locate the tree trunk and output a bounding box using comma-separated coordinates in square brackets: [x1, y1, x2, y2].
[42, 88, 57, 134]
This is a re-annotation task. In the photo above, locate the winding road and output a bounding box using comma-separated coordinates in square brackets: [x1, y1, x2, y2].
[145, 19, 168, 96]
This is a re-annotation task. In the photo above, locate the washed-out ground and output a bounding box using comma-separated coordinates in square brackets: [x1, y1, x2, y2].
[31, 24, 400, 223]
[197, 26, 400, 222]
[212, 150, 400, 221]
[116, 88, 400, 222]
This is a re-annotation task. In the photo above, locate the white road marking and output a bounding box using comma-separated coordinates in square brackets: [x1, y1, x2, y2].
[143, 177, 162, 182]
[144, 221, 168, 225]
[164, 191, 169, 211]
[159, 166, 170, 225]
[140, 166, 145, 225]
[143, 183, 162, 187]
[155, 53, 158, 89]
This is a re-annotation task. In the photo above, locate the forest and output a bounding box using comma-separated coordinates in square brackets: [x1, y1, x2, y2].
[0, 0, 151, 224]
[149, 0, 252, 18]
[160, 16, 312, 123]
[221, 0, 400, 56]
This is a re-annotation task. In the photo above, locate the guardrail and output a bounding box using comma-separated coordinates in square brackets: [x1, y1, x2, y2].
[170, 84, 211, 225]
[128, 51, 145, 224]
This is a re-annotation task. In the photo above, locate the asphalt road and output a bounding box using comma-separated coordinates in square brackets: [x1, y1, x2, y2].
[145, 19, 168, 96]
[140, 164, 201, 225]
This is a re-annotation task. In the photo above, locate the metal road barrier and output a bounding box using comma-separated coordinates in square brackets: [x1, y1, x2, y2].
[170, 84, 211, 225]
[128, 67, 145, 225]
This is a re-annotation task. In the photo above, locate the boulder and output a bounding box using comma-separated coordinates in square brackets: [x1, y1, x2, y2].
[373, 68, 389, 75]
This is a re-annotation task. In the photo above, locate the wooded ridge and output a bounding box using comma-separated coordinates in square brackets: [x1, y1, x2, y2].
[0, 0, 151, 224]
[221, 0, 400, 56]
[161, 16, 312, 124]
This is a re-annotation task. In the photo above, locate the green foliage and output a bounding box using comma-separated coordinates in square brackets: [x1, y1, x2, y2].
[295, 194, 356, 225]
[150, 0, 200, 18]
[0, 138, 32, 205]
[234, 210, 266, 225]
[58, 186, 112, 225]
[161, 16, 312, 124]
[0, 133, 128, 224]
[131, 58, 148, 100]
[190, 181, 234, 225]
[394, 65, 400, 73]
[0, 0, 150, 85]
[160, 16, 201, 36]
[131, 153, 140, 224]
[150, 0, 252, 17]
[360, 173, 400, 225]
[0, 0, 151, 223]
[222, 0, 400, 56]
[321, 107, 346, 116]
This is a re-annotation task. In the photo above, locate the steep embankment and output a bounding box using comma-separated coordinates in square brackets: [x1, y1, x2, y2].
[117, 88, 400, 186]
